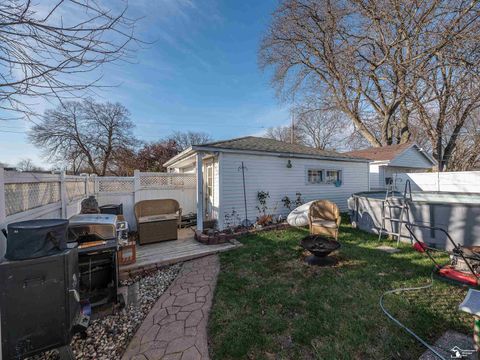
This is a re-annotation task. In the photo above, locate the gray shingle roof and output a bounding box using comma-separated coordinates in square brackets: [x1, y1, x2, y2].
[343, 143, 414, 161]
[195, 136, 366, 160]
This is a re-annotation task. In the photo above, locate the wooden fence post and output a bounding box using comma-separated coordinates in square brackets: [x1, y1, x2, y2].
[60, 171, 67, 218]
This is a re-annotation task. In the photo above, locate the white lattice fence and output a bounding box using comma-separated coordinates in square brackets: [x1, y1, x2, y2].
[98, 177, 134, 193]
[66, 178, 87, 202]
[5, 182, 61, 216]
[139, 173, 195, 189]
[0, 170, 197, 233]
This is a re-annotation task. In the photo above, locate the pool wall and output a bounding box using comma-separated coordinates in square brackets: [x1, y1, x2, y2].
[348, 191, 480, 250]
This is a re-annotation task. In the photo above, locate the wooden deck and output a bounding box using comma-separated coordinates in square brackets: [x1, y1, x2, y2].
[119, 228, 241, 279]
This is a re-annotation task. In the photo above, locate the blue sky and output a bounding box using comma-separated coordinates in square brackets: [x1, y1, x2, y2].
[0, 0, 290, 168]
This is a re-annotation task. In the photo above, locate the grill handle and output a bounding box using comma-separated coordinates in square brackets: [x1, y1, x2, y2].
[69, 289, 80, 302]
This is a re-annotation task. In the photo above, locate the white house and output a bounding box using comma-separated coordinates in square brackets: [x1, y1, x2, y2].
[164, 136, 370, 230]
[344, 143, 436, 190]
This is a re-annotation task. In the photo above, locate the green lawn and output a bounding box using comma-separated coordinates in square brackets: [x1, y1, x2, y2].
[208, 220, 472, 360]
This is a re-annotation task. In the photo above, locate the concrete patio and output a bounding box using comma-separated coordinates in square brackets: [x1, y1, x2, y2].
[119, 228, 241, 280]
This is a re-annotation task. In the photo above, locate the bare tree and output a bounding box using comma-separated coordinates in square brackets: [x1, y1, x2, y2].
[295, 106, 351, 150]
[260, 0, 480, 169]
[167, 131, 213, 151]
[409, 50, 480, 170]
[264, 125, 305, 144]
[0, 1, 139, 118]
[264, 101, 353, 150]
[29, 99, 136, 175]
[441, 116, 480, 171]
[16, 158, 43, 172]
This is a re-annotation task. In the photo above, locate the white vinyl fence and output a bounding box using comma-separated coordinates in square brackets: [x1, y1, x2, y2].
[394, 171, 480, 193]
[0, 168, 196, 258]
[95, 171, 196, 229]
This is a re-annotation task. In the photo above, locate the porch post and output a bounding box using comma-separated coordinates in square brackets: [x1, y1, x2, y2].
[196, 152, 204, 231]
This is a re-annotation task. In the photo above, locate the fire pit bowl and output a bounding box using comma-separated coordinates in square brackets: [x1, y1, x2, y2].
[301, 235, 340, 266]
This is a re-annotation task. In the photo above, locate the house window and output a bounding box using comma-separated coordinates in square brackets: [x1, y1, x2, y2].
[307, 168, 342, 185]
[307, 169, 323, 184]
[325, 170, 342, 184]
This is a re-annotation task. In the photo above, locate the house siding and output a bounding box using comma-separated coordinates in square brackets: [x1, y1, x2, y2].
[219, 153, 369, 228]
[367, 147, 434, 189]
[180, 165, 196, 174]
[390, 147, 433, 169]
[369, 163, 382, 189]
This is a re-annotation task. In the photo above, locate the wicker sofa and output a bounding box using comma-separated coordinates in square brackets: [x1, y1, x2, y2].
[308, 200, 341, 240]
[134, 199, 182, 245]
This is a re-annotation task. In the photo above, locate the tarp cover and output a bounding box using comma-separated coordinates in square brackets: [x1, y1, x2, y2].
[5, 219, 69, 260]
[287, 201, 314, 227]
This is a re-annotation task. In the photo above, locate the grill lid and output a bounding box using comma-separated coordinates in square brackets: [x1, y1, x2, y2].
[69, 214, 117, 226]
[68, 214, 118, 242]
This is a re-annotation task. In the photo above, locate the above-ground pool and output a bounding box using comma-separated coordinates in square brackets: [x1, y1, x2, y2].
[348, 191, 480, 250]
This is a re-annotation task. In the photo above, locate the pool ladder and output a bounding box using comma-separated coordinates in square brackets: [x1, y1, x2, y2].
[378, 179, 413, 246]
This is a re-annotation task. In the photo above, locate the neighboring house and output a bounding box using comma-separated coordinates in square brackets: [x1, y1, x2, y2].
[164, 136, 370, 230]
[344, 143, 436, 190]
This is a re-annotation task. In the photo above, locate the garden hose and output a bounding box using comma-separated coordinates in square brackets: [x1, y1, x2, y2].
[379, 271, 447, 360]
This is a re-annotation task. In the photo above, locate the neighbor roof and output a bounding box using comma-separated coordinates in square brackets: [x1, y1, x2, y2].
[164, 136, 368, 167]
[343, 143, 415, 161]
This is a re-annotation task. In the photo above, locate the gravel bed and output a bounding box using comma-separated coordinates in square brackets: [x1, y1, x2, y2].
[30, 263, 181, 360]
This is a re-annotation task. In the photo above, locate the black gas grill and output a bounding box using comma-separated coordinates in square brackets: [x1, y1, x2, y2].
[68, 214, 122, 307]
[0, 213, 126, 359]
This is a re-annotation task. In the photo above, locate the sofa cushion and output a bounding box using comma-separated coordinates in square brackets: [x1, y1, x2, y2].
[138, 213, 178, 223]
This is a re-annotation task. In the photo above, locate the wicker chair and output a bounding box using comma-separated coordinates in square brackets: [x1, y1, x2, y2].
[308, 200, 341, 240]
[134, 199, 182, 245]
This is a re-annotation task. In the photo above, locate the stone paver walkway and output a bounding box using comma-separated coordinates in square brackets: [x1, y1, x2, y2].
[122, 255, 220, 360]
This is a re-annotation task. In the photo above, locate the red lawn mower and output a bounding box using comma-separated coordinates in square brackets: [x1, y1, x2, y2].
[406, 223, 480, 288]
